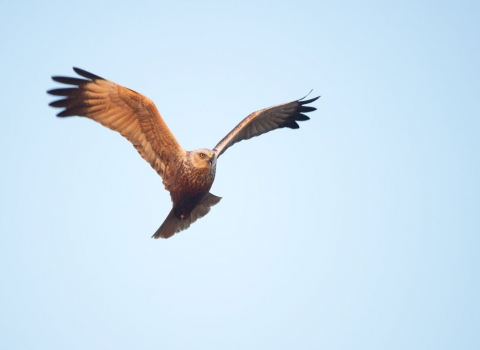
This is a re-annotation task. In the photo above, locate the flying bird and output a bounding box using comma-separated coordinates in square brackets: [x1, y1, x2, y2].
[47, 68, 319, 239]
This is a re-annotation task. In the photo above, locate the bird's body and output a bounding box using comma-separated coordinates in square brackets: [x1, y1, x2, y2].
[48, 68, 319, 239]
[171, 150, 216, 220]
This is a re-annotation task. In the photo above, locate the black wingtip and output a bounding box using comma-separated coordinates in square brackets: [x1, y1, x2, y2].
[285, 120, 300, 129]
[300, 96, 320, 105]
[51, 76, 88, 85]
[49, 99, 66, 107]
[73, 67, 104, 80]
[294, 113, 310, 121]
[299, 106, 317, 113]
[56, 109, 76, 117]
[47, 88, 76, 96]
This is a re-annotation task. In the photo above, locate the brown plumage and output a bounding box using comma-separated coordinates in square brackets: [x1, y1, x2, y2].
[47, 68, 319, 239]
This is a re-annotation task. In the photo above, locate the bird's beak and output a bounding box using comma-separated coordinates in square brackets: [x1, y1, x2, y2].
[209, 154, 215, 165]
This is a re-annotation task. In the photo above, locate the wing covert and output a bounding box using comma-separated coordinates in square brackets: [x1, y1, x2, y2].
[213, 95, 319, 157]
[47, 67, 185, 191]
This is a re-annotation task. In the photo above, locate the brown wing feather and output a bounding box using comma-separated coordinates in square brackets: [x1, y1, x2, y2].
[48, 68, 186, 191]
[213, 95, 320, 157]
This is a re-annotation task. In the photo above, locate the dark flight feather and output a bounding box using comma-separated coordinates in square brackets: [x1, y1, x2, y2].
[47, 88, 78, 96]
[73, 67, 104, 80]
[51, 76, 88, 85]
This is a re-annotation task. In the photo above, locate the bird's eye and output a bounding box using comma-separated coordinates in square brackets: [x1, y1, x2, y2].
[200, 153, 205, 158]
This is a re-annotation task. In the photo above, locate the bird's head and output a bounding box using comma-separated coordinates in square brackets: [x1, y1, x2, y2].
[190, 148, 216, 169]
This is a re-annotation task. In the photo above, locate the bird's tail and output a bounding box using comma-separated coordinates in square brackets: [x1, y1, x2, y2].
[152, 192, 222, 239]
[153, 208, 179, 239]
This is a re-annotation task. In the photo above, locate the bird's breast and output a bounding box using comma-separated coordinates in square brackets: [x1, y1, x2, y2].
[170, 166, 216, 220]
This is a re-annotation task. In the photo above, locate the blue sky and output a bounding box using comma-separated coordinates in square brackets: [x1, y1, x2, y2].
[1, 0, 479, 349]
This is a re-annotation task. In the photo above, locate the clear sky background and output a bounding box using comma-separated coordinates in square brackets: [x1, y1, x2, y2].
[0, 0, 479, 349]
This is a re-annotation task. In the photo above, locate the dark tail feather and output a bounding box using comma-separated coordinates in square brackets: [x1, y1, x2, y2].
[152, 192, 222, 239]
[152, 209, 179, 239]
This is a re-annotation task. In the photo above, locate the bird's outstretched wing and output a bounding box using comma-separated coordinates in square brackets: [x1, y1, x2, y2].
[213, 95, 320, 157]
[47, 68, 185, 191]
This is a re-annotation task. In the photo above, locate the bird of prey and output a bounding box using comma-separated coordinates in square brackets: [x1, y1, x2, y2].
[47, 68, 319, 239]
